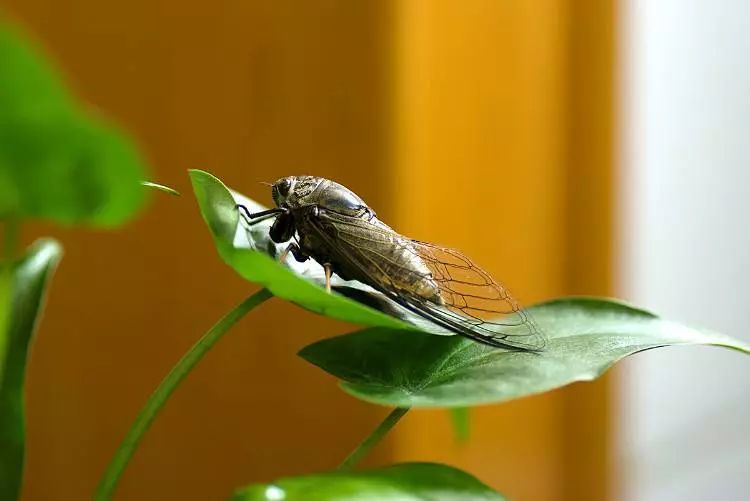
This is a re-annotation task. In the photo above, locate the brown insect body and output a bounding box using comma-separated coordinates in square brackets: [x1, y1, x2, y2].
[274, 176, 442, 303]
[258, 175, 545, 351]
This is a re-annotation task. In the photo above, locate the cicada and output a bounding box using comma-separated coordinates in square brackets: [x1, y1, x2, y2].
[238, 176, 545, 351]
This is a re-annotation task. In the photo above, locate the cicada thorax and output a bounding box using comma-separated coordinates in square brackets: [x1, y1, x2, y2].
[287, 178, 373, 218]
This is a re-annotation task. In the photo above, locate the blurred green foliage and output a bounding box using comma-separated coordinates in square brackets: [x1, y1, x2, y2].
[0, 19, 147, 226]
[0, 17, 150, 501]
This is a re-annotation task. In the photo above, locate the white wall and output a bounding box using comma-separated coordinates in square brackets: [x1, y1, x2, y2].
[618, 1, 750, 500]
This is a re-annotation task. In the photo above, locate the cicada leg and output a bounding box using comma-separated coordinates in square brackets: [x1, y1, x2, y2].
[236, 204, 286, 226]
[279, 242, 309, 263]
[324, 263, 332, 293]
[278, 244, 291, 262]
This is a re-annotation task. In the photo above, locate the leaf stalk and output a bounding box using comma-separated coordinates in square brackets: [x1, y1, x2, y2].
[94, 288, 273, 500]
[338, 407, 410, 471]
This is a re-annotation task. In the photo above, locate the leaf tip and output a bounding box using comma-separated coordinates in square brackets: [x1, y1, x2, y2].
[30, 238, 64, 264]
[141, 181, 180, 196]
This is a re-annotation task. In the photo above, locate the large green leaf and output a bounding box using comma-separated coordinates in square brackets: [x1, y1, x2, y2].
[0, 20, 71, 115]
[0, 20, 147, 226]
[0, 239, 62, 500]
[299, 298, 750, 407]
[232, 463, 505, 501]
[189, 169, 414, 330]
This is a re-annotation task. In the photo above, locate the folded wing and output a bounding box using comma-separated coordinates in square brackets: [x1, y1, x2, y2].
[305, 209, 546, 351]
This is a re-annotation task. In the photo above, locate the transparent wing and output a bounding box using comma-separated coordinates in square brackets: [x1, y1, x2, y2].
[305, 209, 546, 351]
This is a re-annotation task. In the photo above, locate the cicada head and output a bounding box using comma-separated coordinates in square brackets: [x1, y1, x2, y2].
[271, 176, 295, 207]
[271, 176, 322, 208]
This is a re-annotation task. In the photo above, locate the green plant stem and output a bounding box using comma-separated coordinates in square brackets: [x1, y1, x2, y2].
[94, 288, 273, 501]
[338, 407, 410, 471]
[0, 218, 19, 383]
[450, 407, 471, 444]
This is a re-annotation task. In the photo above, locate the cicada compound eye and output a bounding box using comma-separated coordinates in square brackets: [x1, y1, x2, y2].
[277, 178, 292, 197]
[272, 177, 294, 207]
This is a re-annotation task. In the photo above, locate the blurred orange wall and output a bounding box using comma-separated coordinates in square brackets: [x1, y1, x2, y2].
[2, 1, 615, 500]
[389, 3, 568, 500]
[388, 2, 615, 500]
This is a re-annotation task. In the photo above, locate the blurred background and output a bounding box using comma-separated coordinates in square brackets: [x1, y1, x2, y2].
[1, 1, 747, 500]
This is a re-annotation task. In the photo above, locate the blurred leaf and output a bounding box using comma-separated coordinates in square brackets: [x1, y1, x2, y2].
[450, 407, 471, 443]
[0, 20, 71, 115]
[299, 298, 750, 407]
[0, 20, 147, 226]
[232, 463, 505, 501]
[189, 169, 412, 330]
[0, 239, 62, 500]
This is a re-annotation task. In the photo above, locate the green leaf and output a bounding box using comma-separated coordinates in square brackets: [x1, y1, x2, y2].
[0, 20, 147, 226]
[299, 297, 750, 407]
[189, 169, 413, 330]
[232, 463, 505, 501]
[0, 239, 62, 500]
